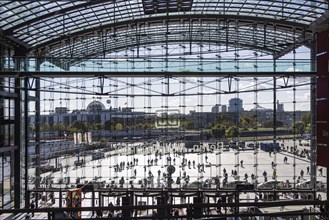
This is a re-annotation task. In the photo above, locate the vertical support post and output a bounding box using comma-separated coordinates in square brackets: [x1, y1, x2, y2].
[14, 76, 21, 209]
[35, 59, 41, 191]
[59, 189, 62, 208]
[24, 77, 30, 209]
[234, 189, 239, 219]
[92, 189, 95, 216]
[273, 59, 277, 180]
[13, 46, 28, 209]
[310, 43, 317, 199]
[0, 79, 3, 210]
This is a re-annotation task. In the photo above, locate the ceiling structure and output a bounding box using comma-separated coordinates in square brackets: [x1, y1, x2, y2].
[0, 0, 328, 69]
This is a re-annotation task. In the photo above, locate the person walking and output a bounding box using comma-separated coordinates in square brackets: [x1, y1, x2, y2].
[300, 169, 304, 179]
[283, 156, 288, 164]
[263, 170, 267, 182]
[272, 169, 277, 179]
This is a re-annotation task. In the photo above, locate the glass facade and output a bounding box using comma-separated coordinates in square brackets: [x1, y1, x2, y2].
[0, 0, 328, 218]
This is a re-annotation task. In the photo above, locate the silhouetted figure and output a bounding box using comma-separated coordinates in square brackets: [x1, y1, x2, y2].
[263, 170, 267, 181]
[283, 156, 288, 164]
[300, 169, 304, 179]
[319, 168, 323, 176]
[216, 198, 222, 214]
[30, 201, 35, 217]
[244, 173, 248, 181]
[108, 202, 114, 217]
[174, 209, 179, 219]
[272, 169, 277, 179]
[96, 210, 103, 217]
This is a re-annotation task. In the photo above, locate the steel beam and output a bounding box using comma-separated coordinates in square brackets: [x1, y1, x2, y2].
[0, 145, 18, 153]
[1, 71, 315, 78]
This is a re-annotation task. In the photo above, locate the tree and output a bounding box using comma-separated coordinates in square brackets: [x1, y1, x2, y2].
[70, 120, 90, 132]
[53, 123, 66, 132]
[225, 126, 239, 138]
[263, 119, 284, 128]
[301, 112, 311, 125]
[143, 123, 154, 130]
[93, 123, 104, 130]
[181, 120, 195, 129]
[214, 115, 234, 128]
[104, 120, 115, 131]
[115, 123, 123, 131]
[211, 126, 226, 138]
[292, 121, 305, 135]
[40, 123, 51, 132]
[136, 123, 144, 130]
[240, 116, 254, 129]
[301, 112, 311, 134]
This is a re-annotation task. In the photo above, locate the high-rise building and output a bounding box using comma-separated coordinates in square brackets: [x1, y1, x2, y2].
[228, 98, 244, 113]
[221, 105, 227, 113]
[211, 104, 220, 113]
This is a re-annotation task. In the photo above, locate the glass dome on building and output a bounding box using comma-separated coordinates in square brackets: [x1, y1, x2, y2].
[86, 100, 105, 112]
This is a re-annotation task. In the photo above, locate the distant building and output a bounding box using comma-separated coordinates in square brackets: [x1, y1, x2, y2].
[29, 100, 153, 132]
[221, 105, 227, 113]
[211, 104, 227, 113]
[211, 104, 220, 113]
[277, 101, 284, 112]
[228, 98, 244, 113]
[55, 107, 69, 114]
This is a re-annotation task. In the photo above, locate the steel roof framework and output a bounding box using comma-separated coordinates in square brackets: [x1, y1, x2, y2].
[0, 0, 328, 69]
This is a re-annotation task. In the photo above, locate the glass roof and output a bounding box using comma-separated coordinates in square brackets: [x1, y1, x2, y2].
[0, 0, 328, 64]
